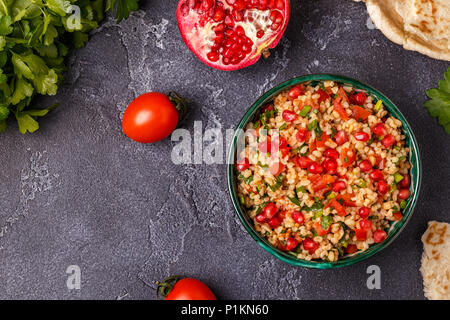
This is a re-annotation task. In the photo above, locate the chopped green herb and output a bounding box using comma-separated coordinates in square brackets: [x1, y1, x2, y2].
[257, 161, 269, 169]
[369, 215, 379, 220]
[296, 186, 308, 194]
[356, 179, 367, 188]
[390, 184, 397, 192]
[395, 156, 406, 164]
[288, 196, 301, 206]
[330, 127, 337, 139]
[321, 215, 333, 230]
[394, 173, 404, 183]
[244, 176, 254, 184]
[255, 202, 267, 215]
[300, 105, 312, 117]
[279, 123, 287, 130]
[327, 192, 337, 200]
[344, 156, 349, 163]
[307, 119, 318, 131]
[424, 67, 450, 134]
[400, 201, 407, 209]
[239, 195, 245, 205]
[374, 100, 383, 113]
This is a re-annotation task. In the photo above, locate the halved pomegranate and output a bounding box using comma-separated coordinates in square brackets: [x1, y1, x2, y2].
[177, 0, 291, 71]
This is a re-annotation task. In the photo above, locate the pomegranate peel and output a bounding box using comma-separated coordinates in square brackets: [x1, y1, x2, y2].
[177, 0, 291, 71]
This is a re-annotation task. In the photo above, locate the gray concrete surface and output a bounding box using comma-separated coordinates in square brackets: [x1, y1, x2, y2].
[0, 0, 448, 300]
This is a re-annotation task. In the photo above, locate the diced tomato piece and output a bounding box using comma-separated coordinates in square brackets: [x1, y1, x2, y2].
[345, 244, 358, 254]
[269, 162, 286, 176]
[340, 148, 355, 167]
[279, 146, 291, 158]
[325, 199, 347, 217]
[355, 229, 367, 241]
[352, 92, 368, 105]
[393, 212, 403, 221]
[333, 100, 349, 120]
[296, 128, 310, 143]
[236, 157, 250, 171]
[337, 193, 356, 207]
[309, 174, 336, 192]
[309, 140, 316, 153]
[314, 222, 330, 236]
[316, 89, 330, 104]
[315, 133, 330, 149]
[352, 105, 372, 121]
[338, 87, 349, 103]
[258, 137, 271, 153]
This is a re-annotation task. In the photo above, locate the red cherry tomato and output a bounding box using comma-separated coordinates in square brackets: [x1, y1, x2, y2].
[332, 180, 347, 192]
[398, 189, 411, 200]
[354, 132, 370, 142]
[296, 128, 310, 143]
[285, 237, 299, 251]
[358, 207, 370, 219]
[323, 158, 337, 174]
[359, 160, 372, 172]
[122, 92, 180, 143]
[236, 158, 250, 171]
[324, 148, 339, 159]
[282, 110, 298, 122]
[373, 230, 387, 243]
[377, 180, 389, 194]
[163, 278, 216, 300]
[263, 202, 278, 219]
[334, 130, 348, 145]
[291, 211, 305, 224]
[372, 123, 388, 136]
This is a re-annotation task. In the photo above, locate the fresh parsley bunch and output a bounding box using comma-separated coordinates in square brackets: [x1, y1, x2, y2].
[0, 0, 139, 134]
[425, 67, 450, 134]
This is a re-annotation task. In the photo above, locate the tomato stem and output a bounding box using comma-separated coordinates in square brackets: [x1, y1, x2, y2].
[155, 275, 184, 299]
[168, 92, 188, 123]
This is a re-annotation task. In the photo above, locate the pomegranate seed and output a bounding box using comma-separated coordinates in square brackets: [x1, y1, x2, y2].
[352, 92, 367, 105]
[282, 110, 298, 122]
[268, 216, 282, 229]
[360, 219, 372, 231]
[213, 7, 225, 21]
[257, 30, 265, 38]
[292, 211, 305, 224]
[296, 128, 309, 143]
[332, 180, 346, 192]
[398, 175, 410, 188]
[398, 189, 411, 200]
[373, 123, 388, 136]
[273, 136, 287, 148]
[303, 238, 319, 254]
[263, 202, 278, 219]
[369, 169, 384, 181]
[334, 130, 348, 145]
[234, 0, 246, 11]
[207, 51, 220, 62]
[381, 135, 396, 148]
[288, 85, 304, 100]
[359, 160, 372, 172]
[345, 244, 358, 254]
[359, 207, 370, 219]
[285, 237, 299, 251]
[373, 230, 387, 243]
[354, 132, 370, 142]
[308, 162, 323, 174]
[324, 148, 339, 159]
[323, 158, 337, 174]
[258, 137, 271, 153]
[255, 213, 266, 223]
[236, 157, 250, 171]
[377, 180, 389, 194]
[295, 156, 312, 169]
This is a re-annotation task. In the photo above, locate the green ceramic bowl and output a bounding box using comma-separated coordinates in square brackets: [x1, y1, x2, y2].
[227, 74, 422, 269]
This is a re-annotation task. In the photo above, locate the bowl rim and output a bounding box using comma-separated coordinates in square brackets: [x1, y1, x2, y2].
[227, 73, 422, 269]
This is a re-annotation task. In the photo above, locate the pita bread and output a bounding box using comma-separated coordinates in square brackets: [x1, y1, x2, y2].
[420, 221, 450, 300]
[354, 0, 450, 61]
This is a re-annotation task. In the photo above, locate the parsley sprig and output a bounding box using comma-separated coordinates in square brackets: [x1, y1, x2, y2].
[425, 67, 450, 134]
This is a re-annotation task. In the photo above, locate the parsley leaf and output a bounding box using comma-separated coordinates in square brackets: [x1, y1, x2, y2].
[106, 0, 140, 23]
[425, 67, 450, 134]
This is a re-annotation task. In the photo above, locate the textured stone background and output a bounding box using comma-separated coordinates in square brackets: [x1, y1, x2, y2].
[0, 0, 448, 300]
